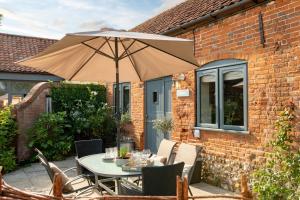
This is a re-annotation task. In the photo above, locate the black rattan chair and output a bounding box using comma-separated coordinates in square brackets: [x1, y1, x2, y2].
[119, 162, 185, 196]
[74, 139, 115, 191]
[75, 139, 103, 178]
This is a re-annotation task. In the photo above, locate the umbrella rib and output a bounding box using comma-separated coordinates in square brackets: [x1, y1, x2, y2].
[105, 37, 116, 58]
[135, 39, 198, 67]
[69, 40, 107, 80]
[119, 39, 142, 82]
[119, 40, 135, 58]
[82, 42, 114, 60]
[119, 45, 149, 60]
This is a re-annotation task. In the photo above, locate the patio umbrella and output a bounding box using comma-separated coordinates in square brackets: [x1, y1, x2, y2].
[18, 30, 199, 153]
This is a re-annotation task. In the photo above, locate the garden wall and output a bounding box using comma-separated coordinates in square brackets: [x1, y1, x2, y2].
[14, 82, 51, 162]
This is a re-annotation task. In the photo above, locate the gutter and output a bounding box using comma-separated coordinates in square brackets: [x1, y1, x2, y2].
[162, 0, 271, 36]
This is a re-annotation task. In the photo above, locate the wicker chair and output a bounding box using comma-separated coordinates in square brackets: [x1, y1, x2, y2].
[74, 139, 103, 179]
[120, 162, 185, 196]
[74, 139, 115, 191]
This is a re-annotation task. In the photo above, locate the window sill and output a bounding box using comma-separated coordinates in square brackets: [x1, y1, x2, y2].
[193, 127, 249, 135]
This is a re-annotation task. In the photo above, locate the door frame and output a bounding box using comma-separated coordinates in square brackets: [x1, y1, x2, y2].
[144, 76, 172, 150]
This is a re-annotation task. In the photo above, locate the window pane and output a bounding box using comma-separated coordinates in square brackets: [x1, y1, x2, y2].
[223, 71, 244, 126]
[200, 75, 216, 124]
[123, 85, 130, 113]
[0, 81, 8, 107]
[153, 91, 158, 103]
[11, 81, 37, 94]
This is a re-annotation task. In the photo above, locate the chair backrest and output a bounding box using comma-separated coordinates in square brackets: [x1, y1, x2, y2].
[142, 162, 184, 196]
[156, 139, 177, 164]
[75, 139, 103, 158]
[35, 148, 55, 182]
[174, 143, 201, 183]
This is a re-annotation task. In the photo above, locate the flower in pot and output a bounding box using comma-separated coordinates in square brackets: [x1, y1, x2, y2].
[115, 146, 130, 166]
[153, 117, 174, 137]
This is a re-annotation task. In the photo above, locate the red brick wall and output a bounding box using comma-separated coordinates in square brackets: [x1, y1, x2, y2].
[173, 0, 300, 161]
[14, 82, 51, 162]
[111, 0, 300, 191]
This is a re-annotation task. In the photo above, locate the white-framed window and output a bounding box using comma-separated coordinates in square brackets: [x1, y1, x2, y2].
[196, 59, 248, 131]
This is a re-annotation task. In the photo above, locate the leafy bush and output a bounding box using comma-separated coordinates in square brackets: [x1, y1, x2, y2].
[70, 101, 116, 138]
[0, 106, 17, 172]
[251, 103, 300, 199]
[28, 112, 72, 161]
[51, 83, 115, 140]
[51, 83, 106, 114]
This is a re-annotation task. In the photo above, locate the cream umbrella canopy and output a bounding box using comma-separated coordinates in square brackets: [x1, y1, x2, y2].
[18, 30, 199, 152]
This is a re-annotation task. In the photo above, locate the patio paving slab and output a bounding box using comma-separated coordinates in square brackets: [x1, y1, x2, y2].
[3, 157, 240, 199]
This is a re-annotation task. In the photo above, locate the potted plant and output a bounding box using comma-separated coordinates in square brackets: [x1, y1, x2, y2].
[115, 146, 130, 166]
[120, 112, 135, 151]
[153, 117, 174, 136]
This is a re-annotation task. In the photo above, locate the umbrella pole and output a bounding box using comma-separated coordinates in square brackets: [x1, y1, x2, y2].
[115, 38, 121, 156]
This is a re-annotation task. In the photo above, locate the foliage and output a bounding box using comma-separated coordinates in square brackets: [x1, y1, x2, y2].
[70, 101, 116, 138]
[28, 112, 72, 161]
[120, 112, 131, 127]
[153, 117, 173, 134]
[119, 146, 129, 159]
[51, 83, 106, 114]
[51, 83, 115, 139]
[0, 106, 17, 172]
[251, 103, 300, 200]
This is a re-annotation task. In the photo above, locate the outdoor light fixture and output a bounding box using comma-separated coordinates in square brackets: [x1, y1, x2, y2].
[172, 73, 185, 89]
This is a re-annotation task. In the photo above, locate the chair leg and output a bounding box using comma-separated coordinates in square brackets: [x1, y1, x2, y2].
[49, 185, 53, 195]
[188, 186, 193, 196]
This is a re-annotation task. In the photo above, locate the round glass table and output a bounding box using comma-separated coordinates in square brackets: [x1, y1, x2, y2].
[78, 153, 159, 195]
[78, 153, 142, 178]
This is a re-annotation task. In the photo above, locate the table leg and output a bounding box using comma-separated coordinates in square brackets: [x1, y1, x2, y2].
[116, 178, 121, 195]
[94, 175, 99, 187]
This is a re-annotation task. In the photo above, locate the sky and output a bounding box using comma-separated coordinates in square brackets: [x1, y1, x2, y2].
[0, 0, 184, 39]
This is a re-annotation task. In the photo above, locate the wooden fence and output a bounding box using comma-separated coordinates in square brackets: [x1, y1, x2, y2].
[0, 166, 251, 200]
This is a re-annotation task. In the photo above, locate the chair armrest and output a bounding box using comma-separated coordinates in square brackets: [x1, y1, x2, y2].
[62, 167, 77, 174]
[64, 174, 89, 187]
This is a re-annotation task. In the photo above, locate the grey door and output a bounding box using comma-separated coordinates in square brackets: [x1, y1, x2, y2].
[145, 77, 172, 153]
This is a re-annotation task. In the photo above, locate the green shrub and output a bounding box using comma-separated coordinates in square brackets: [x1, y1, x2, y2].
[51, 83, 106, 114]
[28, 112, 72, 161]
[251, 103, 300, 199]
[70, 102, 116, 138]
[51, 83, 115, 139]
[0, 106, 17, 172]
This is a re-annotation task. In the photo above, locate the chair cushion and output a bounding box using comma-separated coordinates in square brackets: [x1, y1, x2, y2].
[49, 162, 74, 193]
[182, 164, 193, 178]
[174, 161, 193, 179]
[151, 155, 167, 165]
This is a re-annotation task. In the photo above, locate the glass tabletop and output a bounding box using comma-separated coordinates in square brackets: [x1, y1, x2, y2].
[78, 153, 142, 178]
